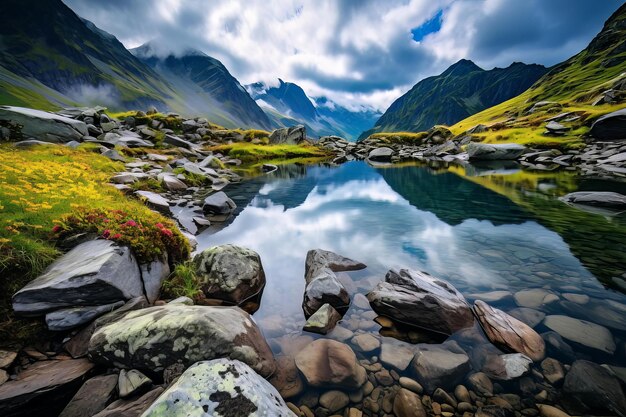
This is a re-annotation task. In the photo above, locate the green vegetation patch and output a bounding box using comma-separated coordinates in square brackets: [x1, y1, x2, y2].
[208, 143, 330, 163]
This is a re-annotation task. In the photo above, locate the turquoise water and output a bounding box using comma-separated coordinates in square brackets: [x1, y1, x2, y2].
[195, 161, 626, 375]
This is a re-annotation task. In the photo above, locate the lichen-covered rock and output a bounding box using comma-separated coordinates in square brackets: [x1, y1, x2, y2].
[367, 269, 474, 335]
[141, 359, 296, 417]
[12, 240, 143, 316]
[0, 105, 88, 143]
[473, 300, 545, 361]
[303, 303, 342, 334]
[193, 245, 265, 312]
[88, 305, 275, 377]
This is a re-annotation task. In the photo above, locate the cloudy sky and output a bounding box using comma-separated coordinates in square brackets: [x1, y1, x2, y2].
[64, 0, 622, 111]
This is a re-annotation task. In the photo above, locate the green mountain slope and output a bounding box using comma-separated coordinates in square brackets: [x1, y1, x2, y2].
[449, 2, 626, 149]
[363, 60, 547, 138]
[132, 44, 272, 129]
[0, 0, 175, 109]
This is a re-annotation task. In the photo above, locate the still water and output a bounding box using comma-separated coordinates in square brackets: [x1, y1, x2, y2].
[196, 160, 626, 399]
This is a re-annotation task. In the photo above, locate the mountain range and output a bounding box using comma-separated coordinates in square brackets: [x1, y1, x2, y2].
[362, 60, 548, 138]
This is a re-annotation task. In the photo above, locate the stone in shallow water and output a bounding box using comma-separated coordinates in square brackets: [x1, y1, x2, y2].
[394, 388, 427, 417]
[380, 341, 415, 371]
[543, 315, 616, 354]
[295, 339, 366, 390]
[513, 289, 557, 309]
[142, 359, 296, 417]
[367, 269, 474, 335]
[269, 356, 304, 399]
[12, 240, 143, 316]
[411, 344, 471, 393]
[560, 191, 626, 209]
[482, 353, 532, 381]
[468, 291, 513, 302]
[88, 304, 275, 377]
[473, 300, 545, 361]
[351, 333, 380, 353]
[303, 303, 342, 334]
[507, 307, 545, 328]
[562, 360, 626, 417]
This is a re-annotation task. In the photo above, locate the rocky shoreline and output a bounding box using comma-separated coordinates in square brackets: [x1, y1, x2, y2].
[0, 104, 625, 417]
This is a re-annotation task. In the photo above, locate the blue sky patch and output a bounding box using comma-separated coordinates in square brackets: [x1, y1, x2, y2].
[412, 9, 443, 42]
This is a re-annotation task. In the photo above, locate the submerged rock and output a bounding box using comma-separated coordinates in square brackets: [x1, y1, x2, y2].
[295, 339, 367, 390]
[367, 269, 474, 335]
[12, 240, 143, 316]
[473, 300, 545, 361]
[0, 105, 88, 143]
[88, 304, 275, 377]
[142, 359, 296, 417]
[467, 143, 526, 160]
[193, 244, 265, 312]
[543, 315, 616, 354]
[411, 343, 471, 393]
[482, 353, 532, 381]
[562, 360, 626, 417]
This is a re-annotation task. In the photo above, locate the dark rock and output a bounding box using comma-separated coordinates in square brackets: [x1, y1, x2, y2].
[88, 304, 276, 377]
[202, 191, 236, 220]
[562, 360, 626, 417]
[12, 240, 143, 316]
[368, 147, 394, 161]
[45, 301, 125, 331]
[92, 386, 164, 417]
[0, 106, 88, 143]
[59, 374, 118, 417]
[467, 143, 526, 160]
[0, 359, 94, 417]
[367, 269, 474, 335]
[589, 108, 626, 141]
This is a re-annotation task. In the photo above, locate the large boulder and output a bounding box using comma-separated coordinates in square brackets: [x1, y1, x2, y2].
[467, 143, 526, 160]
[410, 343, 471, 393]
[142, 359, 296, 417]
[88, 304, 275, 377]
[193, 244, 266, 313]
[0, 106, 88, 143]
[562, 360, 626, 417]
[12, 240, 143, 316]
[589, 108, 626, 141]
[0, 359, 94, 417]
[473, 300, 545, 361]
[295, 339, 367, 390]
[559, 191, 626, 209]
[269, 125, 306, 145]
[367, 269, 474, 335]
[368, 147, 394, 162]
[302, 249, 366, 317]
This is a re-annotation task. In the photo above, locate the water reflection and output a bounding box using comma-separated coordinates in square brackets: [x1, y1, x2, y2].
[195, 161, 626, 367]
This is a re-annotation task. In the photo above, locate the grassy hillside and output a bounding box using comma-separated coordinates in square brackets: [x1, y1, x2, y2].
[449, 3, 626, 149]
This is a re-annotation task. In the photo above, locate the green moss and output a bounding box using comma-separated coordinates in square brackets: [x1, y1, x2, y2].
[161, 261, 202, 300]
[208, 143, 330, 164]
[369, 131, 429, 144]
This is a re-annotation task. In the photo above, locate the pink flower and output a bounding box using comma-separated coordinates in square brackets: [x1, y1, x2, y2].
[102, 229, 111, 238]
[112, 233, 122, 239]
[52, 225, 61, 233]
[160, 228, 173, 237]
[155, 223, 164, 229]
[124, 220, 137, 227]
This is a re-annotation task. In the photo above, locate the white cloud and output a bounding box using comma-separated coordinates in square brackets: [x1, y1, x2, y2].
[64, 0, 621, 111]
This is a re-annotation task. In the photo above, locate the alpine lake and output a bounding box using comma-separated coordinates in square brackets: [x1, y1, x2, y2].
[195, 159, 626, 415]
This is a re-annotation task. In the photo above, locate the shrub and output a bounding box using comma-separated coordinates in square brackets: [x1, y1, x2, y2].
[52, 207, 190, 264]
[161, 261, 203, 300]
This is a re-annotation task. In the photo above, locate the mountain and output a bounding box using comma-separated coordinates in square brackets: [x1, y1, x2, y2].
[132, 43, 272, 129]
[0, 0, 174, 109]
[362, 60, 548, 138]
[247, 79, 380, 140]
[448, 3, 626, 148]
